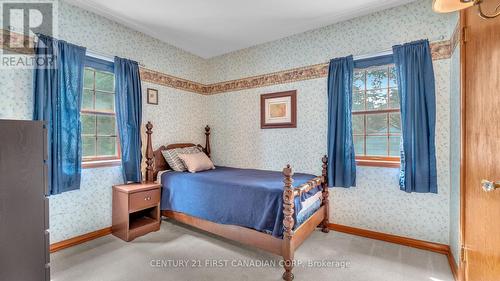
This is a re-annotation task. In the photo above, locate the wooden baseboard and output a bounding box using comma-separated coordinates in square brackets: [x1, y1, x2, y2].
[328, 223, 450, 254]
[447, 251, 459, 281]
[328, 223, 460, 280]
[50, 227, 112, 253]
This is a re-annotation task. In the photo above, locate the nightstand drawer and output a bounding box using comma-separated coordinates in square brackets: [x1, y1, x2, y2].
[129, 189, 160, 212]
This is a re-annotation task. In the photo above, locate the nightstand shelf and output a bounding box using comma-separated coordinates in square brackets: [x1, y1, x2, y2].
[112, 182, 161, 242]
[130, 216, 156, 230]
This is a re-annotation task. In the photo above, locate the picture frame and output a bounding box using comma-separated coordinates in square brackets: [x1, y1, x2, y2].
[260, 90, 297, 129]
[147, 88, 158, 105]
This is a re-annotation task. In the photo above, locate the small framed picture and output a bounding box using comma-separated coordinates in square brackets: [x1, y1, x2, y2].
[260, 90, 297, 129]
[147, 88, 158, 105]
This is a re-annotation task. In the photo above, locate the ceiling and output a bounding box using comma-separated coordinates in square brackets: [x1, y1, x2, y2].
[65, 0, 415, 59]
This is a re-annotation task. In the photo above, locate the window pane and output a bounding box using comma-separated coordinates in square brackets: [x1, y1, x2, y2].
[353, 71, 365, 91]
[82, 136, 96, 157]
[95, 92, 115, 111]
[84, 68, 94, 89]
[352, 91, 364, 111]
[389, 66, 397, 88]
[366, 136, 387, 156]
[366, 89, 388, 110]
[389, 88, 399, 109]
[389, 136, 401, 157]
[97, 115, 116, 135]
[82, 89, 94, 110]
[351, 64, 400, 159]
[81, 114, 96, 135]
[366, 113, 388, 134]
[366, 68, 388, 90]
[97, 136, 117, 156]
[389, 113, 401, 133]
[95, 71, 114, 92]
[352, 115, 364, 134]
[353, 135, 364, 156]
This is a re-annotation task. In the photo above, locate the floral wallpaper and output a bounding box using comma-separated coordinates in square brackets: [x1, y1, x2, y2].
[49, 167, 122, 242]
[141, 82, 207, 149]
[0, 0, 460, 246]
[49, 83, 206, 243]
[205, 0, 458, 244]
[207, 59, 451, 244]
[0, 69, 32, 119]
[0, 1, 207, 243]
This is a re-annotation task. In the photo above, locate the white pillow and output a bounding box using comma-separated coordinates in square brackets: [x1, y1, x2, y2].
[177, 152, 215, 173]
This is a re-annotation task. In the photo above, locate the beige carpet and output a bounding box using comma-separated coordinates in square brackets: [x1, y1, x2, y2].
[51, 219, 453, 281]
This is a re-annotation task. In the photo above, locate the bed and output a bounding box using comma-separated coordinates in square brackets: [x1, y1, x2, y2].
[143, 122, 330, 281]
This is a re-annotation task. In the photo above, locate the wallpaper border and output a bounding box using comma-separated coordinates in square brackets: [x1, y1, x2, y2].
[139, 67, 206, 94]
[1, 29, 453, 95]
[141, 39, 452, 95]
[0, 29, 35, 55]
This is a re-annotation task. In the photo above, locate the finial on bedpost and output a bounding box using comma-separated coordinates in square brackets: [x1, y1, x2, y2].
[321, 155, 330, 233]
[145, 122, 154, 183]
[282, 164, 295, 281]
[204, 125, 211, 158]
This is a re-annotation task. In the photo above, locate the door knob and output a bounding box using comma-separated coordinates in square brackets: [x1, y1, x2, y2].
[481, 179, 500, 192]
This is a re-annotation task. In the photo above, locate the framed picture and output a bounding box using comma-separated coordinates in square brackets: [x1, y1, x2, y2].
[260, 90, 297, 129]
[147, 88, 158, 105]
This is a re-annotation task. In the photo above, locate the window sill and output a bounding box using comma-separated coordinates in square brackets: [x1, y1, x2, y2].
[82, 159, 121, 169]
[356, 159, 400, 168]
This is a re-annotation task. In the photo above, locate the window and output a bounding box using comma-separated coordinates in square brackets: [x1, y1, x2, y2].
[81, 65, 120, 167]
[352, 64, 401, 167]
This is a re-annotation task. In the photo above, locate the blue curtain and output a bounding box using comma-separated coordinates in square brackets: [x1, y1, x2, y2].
[327, 56, 356, 187]
[114, 57, 142, 183]
[393, 40, 437, 193]
[354, 54, 394, 69]
[85, 56, 114, 73]
[33, 34, 86, 195]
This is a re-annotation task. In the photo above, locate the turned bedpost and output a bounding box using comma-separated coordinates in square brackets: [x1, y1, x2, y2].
[282, 164, 295, 281]
[204, 125, 211, 158]
[321, 155, 330, 233]
[145, 122, 154, 183]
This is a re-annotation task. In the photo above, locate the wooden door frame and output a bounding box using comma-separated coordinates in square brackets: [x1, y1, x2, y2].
[459, 9, 466, 281]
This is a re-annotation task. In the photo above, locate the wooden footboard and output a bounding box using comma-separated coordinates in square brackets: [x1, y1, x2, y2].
[281, 156, 329, 281]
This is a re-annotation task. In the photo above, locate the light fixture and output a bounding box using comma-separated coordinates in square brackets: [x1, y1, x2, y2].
[433, 0, 500, 19]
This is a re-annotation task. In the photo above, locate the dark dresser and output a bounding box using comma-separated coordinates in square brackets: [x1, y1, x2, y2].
[0, 120, 50, 281]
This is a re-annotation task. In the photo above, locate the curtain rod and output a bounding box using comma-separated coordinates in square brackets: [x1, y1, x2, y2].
[32, 35, 146, 67]
[353, 49, 392, 61]
[86, 49, 146, 67]
[352, 35, 446, 61]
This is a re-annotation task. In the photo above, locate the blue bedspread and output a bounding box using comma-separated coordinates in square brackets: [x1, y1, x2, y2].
[160, 166, 322, 238]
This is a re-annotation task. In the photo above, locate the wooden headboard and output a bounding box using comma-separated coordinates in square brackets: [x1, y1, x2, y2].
[144, 122, 211, 182]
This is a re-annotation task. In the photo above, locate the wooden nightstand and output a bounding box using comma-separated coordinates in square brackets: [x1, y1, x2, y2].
[112, 182, 161, 241]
